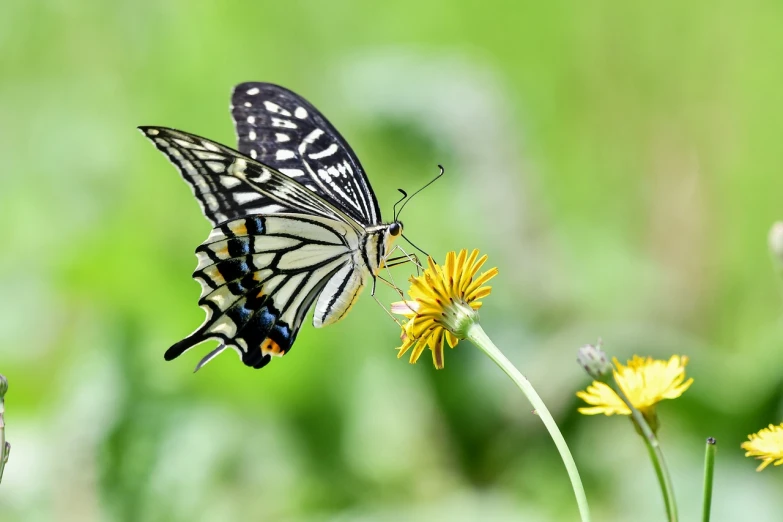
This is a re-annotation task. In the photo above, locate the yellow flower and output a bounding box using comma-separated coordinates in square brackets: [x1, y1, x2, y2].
[743, 424, 783, 471]
[392, 249, 498, 369]
[576, 355, 693, 429]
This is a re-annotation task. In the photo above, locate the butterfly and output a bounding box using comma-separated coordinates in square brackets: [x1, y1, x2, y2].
[140, 82, 408, 370]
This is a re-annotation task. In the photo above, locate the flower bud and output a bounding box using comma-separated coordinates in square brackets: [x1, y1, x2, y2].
[577, 342, 612, 380]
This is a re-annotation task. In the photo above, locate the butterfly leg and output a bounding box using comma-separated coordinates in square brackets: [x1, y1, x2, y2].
[374, 275, 419, 318]
[374, 274, 406, 296]
[377, 245, 422, 300]
[371, 290, 404, 327]
[383, 244, 424, 273]
[369, 272, 411, 326]
[193, 343, 227, 372]
[383, 254, 422, 270]
[369, 245, 424, 326]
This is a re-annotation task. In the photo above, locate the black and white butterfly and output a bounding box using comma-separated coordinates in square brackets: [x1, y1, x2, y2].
[140, 82, 406, 370]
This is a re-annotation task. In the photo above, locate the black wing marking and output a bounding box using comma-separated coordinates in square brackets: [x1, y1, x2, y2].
[167, 214, 358, 369]
[139, 126, 360, 228]
[231, 82, 382, 227]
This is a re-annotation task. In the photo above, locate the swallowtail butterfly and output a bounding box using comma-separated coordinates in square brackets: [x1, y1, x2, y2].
[140, 83, 404, 370]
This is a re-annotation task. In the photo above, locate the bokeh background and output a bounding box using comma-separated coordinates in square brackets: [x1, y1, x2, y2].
[3, 1, 783, 520]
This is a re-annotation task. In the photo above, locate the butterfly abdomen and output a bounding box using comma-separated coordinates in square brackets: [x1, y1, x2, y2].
[312, 262, 368, 328]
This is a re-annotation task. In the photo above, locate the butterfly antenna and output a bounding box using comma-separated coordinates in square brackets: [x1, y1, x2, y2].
[401, 234, 432, 261]
[395, 164, 445, 220]
[392, 189, 407, 221]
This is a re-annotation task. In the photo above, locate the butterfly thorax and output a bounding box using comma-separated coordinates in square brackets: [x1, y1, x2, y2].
[362, 221, 403, 276]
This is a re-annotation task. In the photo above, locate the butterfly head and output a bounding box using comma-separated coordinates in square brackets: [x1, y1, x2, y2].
[389, 221, 403, 237]
[368, 220, 402, 273]
[382, 221, 403, 254]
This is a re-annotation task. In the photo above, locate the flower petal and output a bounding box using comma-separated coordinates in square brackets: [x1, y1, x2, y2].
[577, 354, 692, 417]
[391, 300, 419, 316]
[390, 250, 498, 369]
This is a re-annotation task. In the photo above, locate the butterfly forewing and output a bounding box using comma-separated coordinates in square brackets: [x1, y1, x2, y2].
[139, 126, 355, 226]
[231, 82, 381, 227]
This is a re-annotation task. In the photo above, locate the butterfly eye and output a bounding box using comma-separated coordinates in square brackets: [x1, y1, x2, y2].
[389, 222, 402, 236]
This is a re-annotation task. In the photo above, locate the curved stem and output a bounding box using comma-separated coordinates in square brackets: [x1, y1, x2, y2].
[466, 324, 591, 522]
[610, 384, 678, 521]
[0, 376, 7, 485]
[702, 438, 717, 522]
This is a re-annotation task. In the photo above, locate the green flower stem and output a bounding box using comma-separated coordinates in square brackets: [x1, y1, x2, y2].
[702, 438, 717, 522]
[609, 383, 677, 522]
[466, 324, 591, 522]
[0, 374, 8, 485]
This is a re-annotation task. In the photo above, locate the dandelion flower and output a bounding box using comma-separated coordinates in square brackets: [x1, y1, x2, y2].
[392, 249, 498, 369]
[743, 423, 783, 471]
[576, 355, 693, 430]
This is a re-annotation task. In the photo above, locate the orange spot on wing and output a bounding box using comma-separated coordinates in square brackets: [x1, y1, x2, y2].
[262, 338, 285, 356]
[230, 222, 248, 236]
[203, 265, 225, 285]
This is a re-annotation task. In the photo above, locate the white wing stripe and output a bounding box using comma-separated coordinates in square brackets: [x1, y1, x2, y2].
[280, 257, 346, 326]
[233, 191, 263, 204]
[279, 168, 304, 177]
[263, 216, 348, 245]
[278, 244, 350, 270]
[309, 144, 339, 159]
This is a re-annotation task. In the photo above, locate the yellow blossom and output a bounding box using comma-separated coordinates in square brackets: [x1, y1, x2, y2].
[392, 249, 498, 369]
[743, 423, 783, 471]
[576, 355, 693, 420]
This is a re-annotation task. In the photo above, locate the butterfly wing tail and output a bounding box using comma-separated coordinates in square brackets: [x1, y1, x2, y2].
[163, 296, 289, 370]
[165, 330, 216, 362]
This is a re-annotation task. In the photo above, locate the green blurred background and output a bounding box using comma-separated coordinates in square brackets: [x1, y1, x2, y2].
[3, 1, 783, 520]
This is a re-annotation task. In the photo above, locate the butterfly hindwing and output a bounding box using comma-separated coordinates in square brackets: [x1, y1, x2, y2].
[167, 214, 359, 369]
[231, 82, 381, 227]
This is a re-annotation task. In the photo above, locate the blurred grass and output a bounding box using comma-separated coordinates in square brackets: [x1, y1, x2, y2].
[2, 1, 783, 520]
